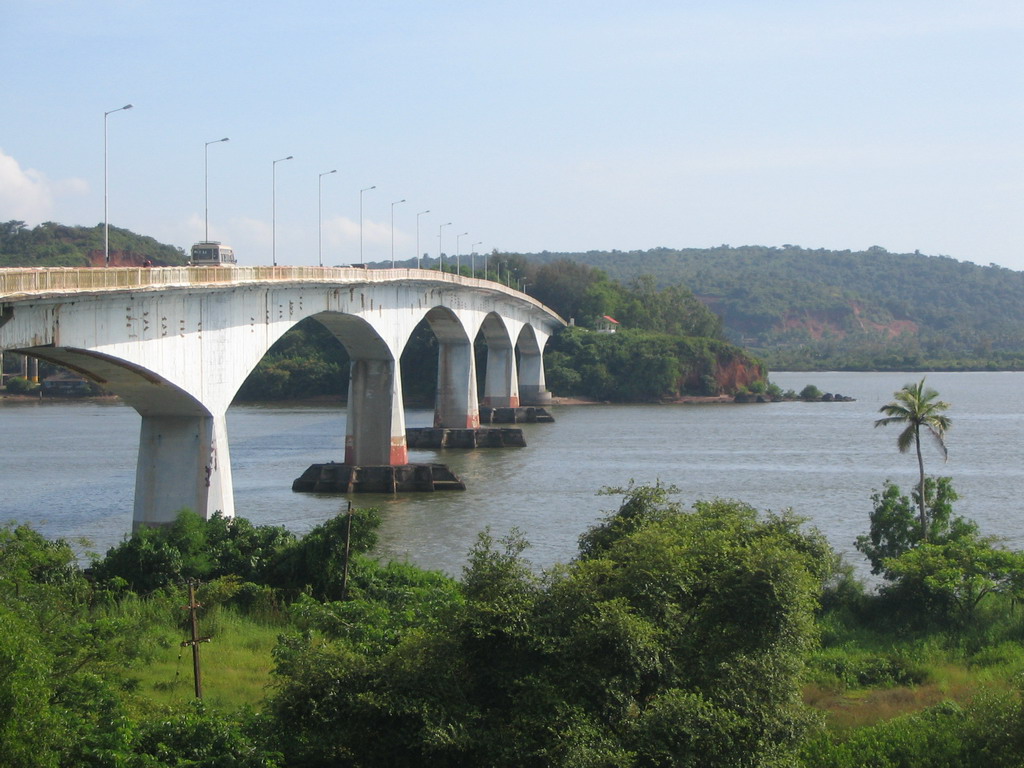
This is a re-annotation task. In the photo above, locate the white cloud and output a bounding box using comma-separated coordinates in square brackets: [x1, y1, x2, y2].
[324, 215, 360, 246]
[0, 149, 89, 223]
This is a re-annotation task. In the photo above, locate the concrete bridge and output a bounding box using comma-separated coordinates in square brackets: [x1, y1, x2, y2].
[0, 266, 565, 527]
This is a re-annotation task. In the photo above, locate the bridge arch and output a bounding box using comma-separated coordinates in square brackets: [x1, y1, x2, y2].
[420, 306, 479, 428]
[309, 310, 406, 466]
[515, 324, 551, 405]
[19, 345, 231, 527]
[478, 312, 519, 407]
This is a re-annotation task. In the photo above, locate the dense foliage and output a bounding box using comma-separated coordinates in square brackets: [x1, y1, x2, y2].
[516, 245, 1024, 369]
[545, 326, 762, 400]
[235, 318, 350, 402]
[268, 486, 832, 767]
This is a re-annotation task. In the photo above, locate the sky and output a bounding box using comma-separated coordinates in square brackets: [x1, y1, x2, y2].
[2, 1, 1023, 269]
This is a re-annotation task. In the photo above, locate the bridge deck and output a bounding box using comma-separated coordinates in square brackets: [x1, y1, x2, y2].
[0, 267, 558, 320]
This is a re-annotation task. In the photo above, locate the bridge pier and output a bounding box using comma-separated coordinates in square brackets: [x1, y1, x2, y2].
[482, 342, 519, 408]
[434, 339, 480, 428]
[134, 410, 233, 529]
[345, 357, 408, 465]
[518, 347, 553, 405]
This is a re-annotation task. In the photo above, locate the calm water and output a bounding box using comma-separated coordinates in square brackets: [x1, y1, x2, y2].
[2, 371, 1022, 576]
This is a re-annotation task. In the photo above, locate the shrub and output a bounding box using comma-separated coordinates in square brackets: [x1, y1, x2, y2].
[799, 384, 823, 401]
[4, 376, 37, 395]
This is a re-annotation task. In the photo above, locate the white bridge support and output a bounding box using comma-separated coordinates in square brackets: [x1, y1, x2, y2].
[0, 267, 563, 529]
[135, 413, 232, 527]
[483, 342, 519, 407]
[435, 339, 480, 428]
[346, 358, 408, 465]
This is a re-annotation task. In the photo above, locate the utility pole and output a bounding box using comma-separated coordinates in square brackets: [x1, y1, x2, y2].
[181, 580, 210, 699]
[341, 501, 353, 600]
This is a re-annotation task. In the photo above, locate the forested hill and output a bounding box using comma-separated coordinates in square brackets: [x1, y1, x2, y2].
[0, 220, 188, 267]
[515, 245, 1024, 370]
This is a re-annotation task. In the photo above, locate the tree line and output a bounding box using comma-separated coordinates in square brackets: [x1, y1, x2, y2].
[515, 244, 1024, 370]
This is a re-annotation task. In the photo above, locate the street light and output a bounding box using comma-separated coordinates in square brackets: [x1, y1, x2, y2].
[318, 169, 337, 267]
[204, 137, 229, 242]
[272, 155, 293, 266]
[456, 232, 469, 275]
[471, 241, 482, 278]
[359, 185, 375, 262]
[390, 198, 406, 268]
[416, 210, 430, 268]
[104, 103, 133, 266]
[438, 222, 452, 271]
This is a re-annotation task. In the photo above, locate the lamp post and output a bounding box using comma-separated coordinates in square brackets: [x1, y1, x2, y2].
[359, 185, 375, 262]
[455, 232, 469, 275]
[438, 222, 452, 271]
[471, 241, 482, 278]
[104, 103, 133, 266]
[416, 210, 430, 268]
[272, 155, 293, 266]
[204, 137, 229, 242]
[318, 169, 337, 267]
[390, 198, 405, 268]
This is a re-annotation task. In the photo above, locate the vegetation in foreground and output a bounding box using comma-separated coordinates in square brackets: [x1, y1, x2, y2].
[4, 471, 1024, 765]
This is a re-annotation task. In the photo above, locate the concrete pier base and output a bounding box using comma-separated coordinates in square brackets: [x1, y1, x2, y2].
[479, 406, 555, 424]
[406, 427, 526, 448]
[292, 462, 466, 493]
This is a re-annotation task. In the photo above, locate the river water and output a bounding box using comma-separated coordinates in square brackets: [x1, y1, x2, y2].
[2, 371, 1022, 577]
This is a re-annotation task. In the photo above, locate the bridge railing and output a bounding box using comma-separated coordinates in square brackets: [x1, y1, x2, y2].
[0, 266, 552, 313]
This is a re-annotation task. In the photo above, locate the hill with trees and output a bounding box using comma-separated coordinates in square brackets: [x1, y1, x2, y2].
[510, 245, 1024, 370]
[0, 220, 188, 267]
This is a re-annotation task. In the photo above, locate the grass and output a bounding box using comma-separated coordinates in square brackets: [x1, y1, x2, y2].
[804, 680, 974, 729]
[120, 605, 283, 711]
[803, 606, 1024, 730]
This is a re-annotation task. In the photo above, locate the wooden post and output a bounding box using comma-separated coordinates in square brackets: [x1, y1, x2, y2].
[180, 580, 210, 699]
[341, 501, 353, 600]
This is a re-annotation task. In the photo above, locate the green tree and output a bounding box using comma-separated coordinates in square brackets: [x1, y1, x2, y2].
[127, 702, 280, 767]
[0, 524, 153, 767]
[874, 379, 952, 539]
[855, 478, 976, 576]
[884, 534, 1024, 627]
[266, 506, 382, 600]
[268, 487, 833, 766]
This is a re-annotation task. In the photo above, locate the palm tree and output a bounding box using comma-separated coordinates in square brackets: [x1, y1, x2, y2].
[874, 378, 952, 540]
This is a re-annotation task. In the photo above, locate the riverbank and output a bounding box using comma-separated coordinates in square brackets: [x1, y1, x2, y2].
[550, 394, 737, 405]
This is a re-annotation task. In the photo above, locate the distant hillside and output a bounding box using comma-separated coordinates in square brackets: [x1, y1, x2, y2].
[0, 221, 188, 267]
[513, 245, 1024, 370]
